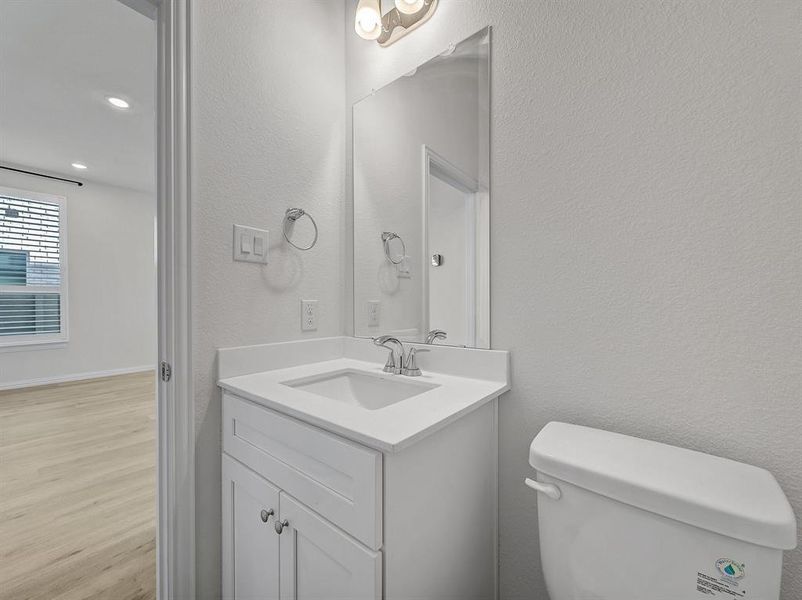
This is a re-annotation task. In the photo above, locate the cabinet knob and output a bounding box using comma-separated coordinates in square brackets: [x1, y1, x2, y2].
[274, 519, 289, 534]
[260, 509, 274, 523]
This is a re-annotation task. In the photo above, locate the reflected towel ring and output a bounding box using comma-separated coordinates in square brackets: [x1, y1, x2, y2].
[283, 208, 318, 251]
[381, 231, 406, 265]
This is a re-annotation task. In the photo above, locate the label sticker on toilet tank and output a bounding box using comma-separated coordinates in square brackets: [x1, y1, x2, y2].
[715, 559, 745, 581]
[695, 559, 747, 597]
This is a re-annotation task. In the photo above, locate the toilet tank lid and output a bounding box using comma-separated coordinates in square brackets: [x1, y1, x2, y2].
[529, 422, 797, 550]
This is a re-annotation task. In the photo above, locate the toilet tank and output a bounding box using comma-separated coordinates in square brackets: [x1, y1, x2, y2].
[528, 423, 797, 600]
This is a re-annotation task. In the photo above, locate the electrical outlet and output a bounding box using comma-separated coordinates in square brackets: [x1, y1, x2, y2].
[301, 300, 318, 332]
[367, 301, 380, 327]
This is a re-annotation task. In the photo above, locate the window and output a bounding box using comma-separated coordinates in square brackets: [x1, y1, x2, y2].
[0, 187, 67, 348]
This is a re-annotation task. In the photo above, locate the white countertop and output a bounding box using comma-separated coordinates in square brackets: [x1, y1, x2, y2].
[217, 337, 510, 452]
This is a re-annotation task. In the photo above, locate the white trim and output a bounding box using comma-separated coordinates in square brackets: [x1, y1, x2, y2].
[0, 365, 154, 391]
[0, 285, 62, 294]
[464, 190, 477, 346]
[0, 339, 67, 353]
[475, 189, 490, 349]
[0, 186, 69, 348]
[156, 0, 195, 598]
[492, 396, 499, 600]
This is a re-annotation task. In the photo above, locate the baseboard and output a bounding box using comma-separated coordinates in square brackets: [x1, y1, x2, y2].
[0, 365, 155, 391]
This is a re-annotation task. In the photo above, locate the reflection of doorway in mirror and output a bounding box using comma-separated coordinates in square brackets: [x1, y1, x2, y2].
[428, 175, 474, 346]
[423, 146, 489, 348]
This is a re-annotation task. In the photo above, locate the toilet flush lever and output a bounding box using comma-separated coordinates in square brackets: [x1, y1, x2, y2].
[524, 477, 561, 501]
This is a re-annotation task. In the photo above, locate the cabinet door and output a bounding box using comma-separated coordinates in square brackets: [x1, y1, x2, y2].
[223, 455, 280, 600]
[278, 493, 381, 600]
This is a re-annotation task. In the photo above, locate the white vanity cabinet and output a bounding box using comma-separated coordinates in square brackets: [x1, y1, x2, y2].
[223, 455, 381, 600]
[222, 392, 383, 600]
[222, 456, 280, 599]
[278, 493, 382, 600]
[221, 390, 498, 600]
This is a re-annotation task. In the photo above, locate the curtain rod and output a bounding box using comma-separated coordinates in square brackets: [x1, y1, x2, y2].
[0, 164, 83, 187]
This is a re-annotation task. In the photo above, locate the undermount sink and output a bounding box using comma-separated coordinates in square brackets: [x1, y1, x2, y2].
[281, 369, 438, 410]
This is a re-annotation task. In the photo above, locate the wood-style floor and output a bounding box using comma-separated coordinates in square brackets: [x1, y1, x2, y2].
[0, 371, 156, 600]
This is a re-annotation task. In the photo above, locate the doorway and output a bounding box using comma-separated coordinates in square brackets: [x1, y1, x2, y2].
[0, 1, 159, 598]
[423, 146, 490, 348]
[427, 173, 477, 346]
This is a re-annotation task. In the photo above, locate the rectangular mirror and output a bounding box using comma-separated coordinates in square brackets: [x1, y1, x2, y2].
[353, 27, 490, 348]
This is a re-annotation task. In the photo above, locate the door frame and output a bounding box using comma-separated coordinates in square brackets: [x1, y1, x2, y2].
[154, 0, 195, 598]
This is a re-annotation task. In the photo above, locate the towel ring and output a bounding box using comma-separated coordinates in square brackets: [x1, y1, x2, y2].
[283, 208, 318, 251]
[381, 231, 406, 265]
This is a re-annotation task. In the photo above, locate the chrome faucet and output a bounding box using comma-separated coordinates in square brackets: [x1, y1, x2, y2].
[373, 335, 405, 375]
[373, 336, 431, 377]
[425, 329, 447, 344]
[401, 346, 429, 377]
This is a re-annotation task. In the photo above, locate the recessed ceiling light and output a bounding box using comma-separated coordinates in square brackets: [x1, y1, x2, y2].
[71, 162, 88, 170]
[106, 96, 130, 109]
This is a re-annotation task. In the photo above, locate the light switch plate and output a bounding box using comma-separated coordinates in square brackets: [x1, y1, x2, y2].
[301, 300, 318, 332]
[233, 225, 269, 264]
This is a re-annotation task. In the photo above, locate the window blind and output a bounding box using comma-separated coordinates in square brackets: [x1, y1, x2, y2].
[0, 192, 65, 340]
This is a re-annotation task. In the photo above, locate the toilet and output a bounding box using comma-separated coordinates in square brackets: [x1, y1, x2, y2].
[528, 422, 797, 600]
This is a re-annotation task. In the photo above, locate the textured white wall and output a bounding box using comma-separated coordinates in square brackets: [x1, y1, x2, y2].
[346, 1, 801, 598]
[190, 1, 345, 596]
[0, 171, 156, 387]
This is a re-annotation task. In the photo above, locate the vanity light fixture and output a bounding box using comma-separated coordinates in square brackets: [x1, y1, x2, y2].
[71, 162, 88, 170]
[354, 0, 438, 47]
[106, 96, 130, 110]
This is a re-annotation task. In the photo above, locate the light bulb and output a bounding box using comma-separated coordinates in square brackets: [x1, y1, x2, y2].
[395, 0, 424, 15]
[106, 96, 130, 109]
[355, 0, 382, 40]
[71, 162, 88, 170]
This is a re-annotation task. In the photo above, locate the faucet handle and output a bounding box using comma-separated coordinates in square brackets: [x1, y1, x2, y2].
[382, 349, 399, 374]
[401, 347, 429, 377]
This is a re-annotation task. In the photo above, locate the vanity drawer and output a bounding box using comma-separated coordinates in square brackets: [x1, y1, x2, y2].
[222, 392, 382, 550]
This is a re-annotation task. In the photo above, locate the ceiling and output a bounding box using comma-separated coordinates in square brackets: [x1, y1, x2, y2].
[0, 0, 156, 193]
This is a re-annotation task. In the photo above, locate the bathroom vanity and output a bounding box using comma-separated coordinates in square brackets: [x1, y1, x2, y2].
[218, 27, 500, 600]
[218, 336, 509, 600]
